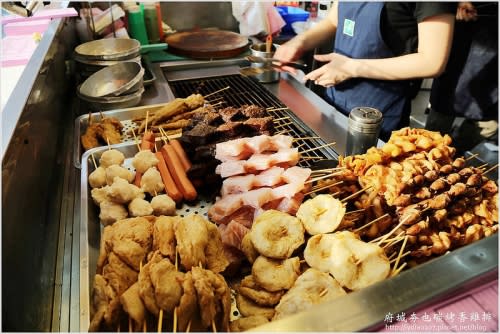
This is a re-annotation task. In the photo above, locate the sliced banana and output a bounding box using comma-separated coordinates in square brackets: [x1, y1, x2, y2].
[296, 194, 346, 235]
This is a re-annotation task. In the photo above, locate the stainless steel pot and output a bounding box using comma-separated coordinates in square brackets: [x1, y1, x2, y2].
[249, 43, 280, 83]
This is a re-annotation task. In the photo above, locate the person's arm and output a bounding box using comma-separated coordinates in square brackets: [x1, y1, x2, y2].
[273, 1, 339, 62]
[306, 13, 455, 86]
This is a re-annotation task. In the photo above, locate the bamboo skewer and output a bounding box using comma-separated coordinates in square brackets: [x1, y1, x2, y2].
[106, 137, 111, 150]
[204, 86, 230, 98]
[274, 121, 293, 128]
[211, 320, 217, 333]
[131, 129, 141, 151]
[129, 317, 132, 332]
[208, 101, 224, 108]
[266, 107, 288, 112]
[376, 215, 412, 246]
[311, 167, 346, 174]
[307, 180, 343, 194]
[483, 163, 498, 175]
[389, 250, 410, 264]
[305, 172, 344, 184]
[391, 236, 409, 275]
[353, 213, 390, 232]
[477, 162, 489, 169]
[206, 96, 224, 103]
[158, 310, 163, 333]
[465, 153, 479, 161]
[145, 111, 149, 135]
[391, 262, 408, 276]
[319, 288, 328, 297]
[91, 154, 98, 169]
[186, 321, 192, 333]
[301, 142, 336, 154]
[293, 136, 320, 141]
[273, 116, 291, 122]
[341, 186, 372, 203]
[173, 308, 178, 333]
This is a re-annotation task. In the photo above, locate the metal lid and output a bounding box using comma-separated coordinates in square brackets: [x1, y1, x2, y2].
[348, 107, 383, 133]
[74, 38, 141, 61]
[349, 107, 383, 124]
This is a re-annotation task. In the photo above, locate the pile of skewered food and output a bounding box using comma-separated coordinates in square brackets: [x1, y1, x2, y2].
[89, 131, 197, 225]
[89, 214, 231, 332]
[180, 104, 277, 198]
[81, 115, 124, 151]
[329, 127, 499, 266]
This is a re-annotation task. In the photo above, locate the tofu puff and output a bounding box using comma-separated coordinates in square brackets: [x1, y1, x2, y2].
[105, 164, 134, 185]
[150, 194, 176, 216]
[89, 166, 106, 188]
[128, 198, 153, 217]
[140, 167, 164, 196]
[132, 150, 159, 174]
[108, 177, 145, 204]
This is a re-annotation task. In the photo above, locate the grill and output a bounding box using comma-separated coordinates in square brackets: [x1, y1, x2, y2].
[168, 74, 339, 167]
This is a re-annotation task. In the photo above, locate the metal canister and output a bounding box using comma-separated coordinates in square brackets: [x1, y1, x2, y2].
[345, 107, 383, 156]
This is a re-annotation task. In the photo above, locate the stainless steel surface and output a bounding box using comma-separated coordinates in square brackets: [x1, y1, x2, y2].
[346, 107, 383, 156]
[79, 61, 144, 98]
[249, 43, 280, 83]
[74, 38, 141, 61]
[78, 86, 145, 111]
[2, 4, 77, 331]
[252, 234, 498, 332]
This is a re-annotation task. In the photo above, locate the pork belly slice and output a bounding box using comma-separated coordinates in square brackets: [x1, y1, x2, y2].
[276, 192, 305, 216]
[282, 166, 312, 184]
[270, 134, 294, 151]
[241, 187, 274, 209]
[253, 166, 285, 187]
[208, 193, 244, 222]
[271, 148, 300, 166]
[221, 174, 256, 196]
[209, 205, 255, 227]
[272, 182, 305, 199]
[215, 160, 247, 178]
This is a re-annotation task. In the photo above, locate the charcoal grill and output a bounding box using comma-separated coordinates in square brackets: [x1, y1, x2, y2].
[167, 74, 339, 167]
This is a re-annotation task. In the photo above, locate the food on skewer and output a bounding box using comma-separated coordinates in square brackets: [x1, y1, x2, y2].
[99, 149, 125, 168]
[250, 210, 305, 259]
[238, 275, 285, 307]
[105, 164, 134, 185]
[251, 256, 301, 292]
[329, 231, 390, 290]
[296, 194, 346, 235]
[91, 186, 111, 205]
[108, 177, 144, 204]
[140, 167, 165, 196]
[82, 116, 124, 151]
[273, 268, 346, 320]
[150, 194, 176, 216]
[235, 293, 275, 320]
[89, 166, 107, 188]
[230, 315, 269, 332]
[132, 150, 159, 174]
[99, 200, 128, 226]
[128, 198, 153, 217]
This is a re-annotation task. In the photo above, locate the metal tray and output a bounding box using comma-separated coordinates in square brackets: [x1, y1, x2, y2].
[79, 130, 337, 331]
[74, 103, 171, 168]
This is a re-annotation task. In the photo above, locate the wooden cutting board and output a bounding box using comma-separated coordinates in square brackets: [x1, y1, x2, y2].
[165, 30, 249, 59]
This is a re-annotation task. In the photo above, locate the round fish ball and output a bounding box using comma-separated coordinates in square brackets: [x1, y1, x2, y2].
[141, 167, 165, 196]
[99, 200, 128, 226]
[91, 186, 110, 205]
[108, 176, 144, 204]
[89, 166, 106, 188]
[132, 150, 159, 174]
[105, 165, 135, 185]
[128, 198, 154, 217]
[99, 149, 125, 168]
[151, 194, 176, 216]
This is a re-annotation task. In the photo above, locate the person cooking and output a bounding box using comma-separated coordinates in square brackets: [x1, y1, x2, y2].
[273, 1, 456, 140]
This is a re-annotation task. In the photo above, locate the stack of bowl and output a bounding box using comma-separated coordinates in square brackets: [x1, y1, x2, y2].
[77, 61, 145, 111]
[74, 38, 142, 78]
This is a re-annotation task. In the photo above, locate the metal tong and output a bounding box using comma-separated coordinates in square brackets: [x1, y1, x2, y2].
[246, 55, 308, 70]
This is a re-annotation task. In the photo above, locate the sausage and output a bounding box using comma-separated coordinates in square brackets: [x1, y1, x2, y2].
[161, 143, 198, 201]
[154, 151, 183, 203]
[133, 172, 142, 187]
[142, 131, 156, 144]
[170, 139, 192, 172]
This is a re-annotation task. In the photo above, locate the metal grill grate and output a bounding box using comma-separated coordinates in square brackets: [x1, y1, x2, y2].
[168, 74, 338, 167]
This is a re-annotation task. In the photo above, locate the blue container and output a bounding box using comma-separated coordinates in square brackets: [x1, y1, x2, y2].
[276, 6, 310, 34]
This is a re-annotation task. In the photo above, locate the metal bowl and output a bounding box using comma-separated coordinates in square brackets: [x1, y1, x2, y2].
[79, 62, 144, 98]
[77, 87, 145, 111]
[74, 38, 141, 61]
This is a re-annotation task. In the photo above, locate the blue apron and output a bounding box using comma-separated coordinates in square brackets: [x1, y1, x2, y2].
[325, 2, 411, 139]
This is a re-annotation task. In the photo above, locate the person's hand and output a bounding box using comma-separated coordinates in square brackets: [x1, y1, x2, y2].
[303, 53, 357, 87]
[456, 2, 477, 21]
[273, 38, 305, 74]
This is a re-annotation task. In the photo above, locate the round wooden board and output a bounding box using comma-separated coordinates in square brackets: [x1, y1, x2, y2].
[165, 30, 250, 59]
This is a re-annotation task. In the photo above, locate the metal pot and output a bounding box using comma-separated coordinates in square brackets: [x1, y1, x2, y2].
[249, 43, 280, 83]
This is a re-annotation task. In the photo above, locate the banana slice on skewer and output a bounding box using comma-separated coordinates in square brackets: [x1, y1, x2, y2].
[304, 231, 358, 272]
[296, 194, 346, 235]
